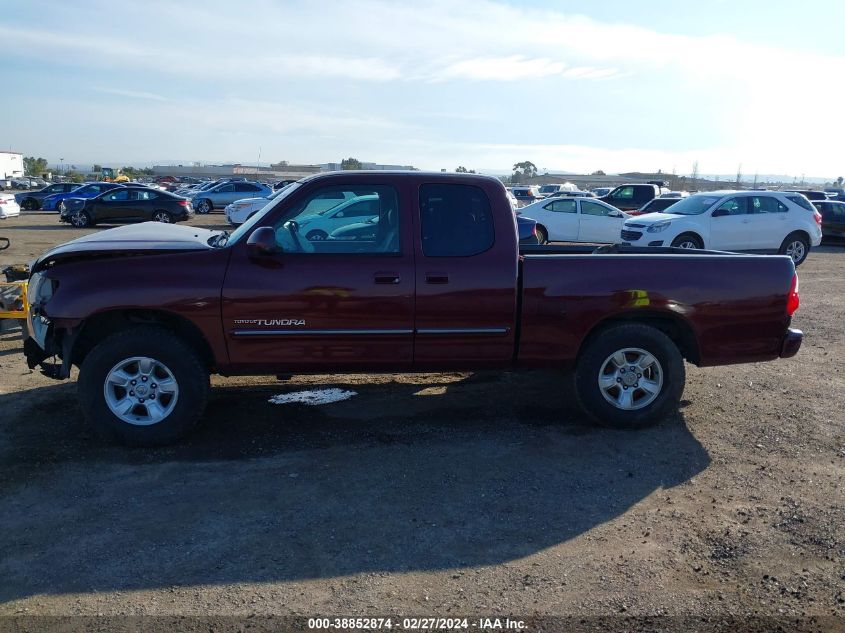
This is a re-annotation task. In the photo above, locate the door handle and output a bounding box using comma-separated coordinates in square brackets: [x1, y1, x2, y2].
[425, 273, 449, 284]
[374, 272, 401, 284]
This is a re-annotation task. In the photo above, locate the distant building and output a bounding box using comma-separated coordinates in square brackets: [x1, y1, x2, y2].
[0, 151, 24, 179]
[152, 163, 322, 180]
[321, 162, 415, 172]
[152, 160, 416, 180]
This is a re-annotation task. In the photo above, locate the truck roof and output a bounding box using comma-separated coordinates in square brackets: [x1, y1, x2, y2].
[299, 170, 504, 186]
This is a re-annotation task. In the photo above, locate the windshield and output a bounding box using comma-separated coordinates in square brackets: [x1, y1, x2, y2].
[266, 183, 294, 200]
[226, 182, 302, 245]
[660, 194, 722, 215]
[538, 185, 558, 193]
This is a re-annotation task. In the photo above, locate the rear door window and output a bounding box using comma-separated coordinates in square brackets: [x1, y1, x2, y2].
[420, 184, 494, 257]
[613, 186, 634, 200]
[543, 199, 576, 213]
[103, 190, 129, 202]
[750, 196, 786, 213]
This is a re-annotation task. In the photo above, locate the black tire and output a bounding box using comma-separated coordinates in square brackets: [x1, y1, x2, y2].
[306, 229, 328, 241]
[78, 326, 210, 446]
[22, 198, 39, 211]
[574, 323, 685, 429]
[778, 232, 810, 266]
[670, 233, 703, 249]
[152, 210, 172, 223]
[196, 199, 212, 214]
[70, 211, 91, 228]
[535, 225, 548, 245]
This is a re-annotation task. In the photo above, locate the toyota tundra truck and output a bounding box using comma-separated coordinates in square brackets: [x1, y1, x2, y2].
[23, 171, 803, 446]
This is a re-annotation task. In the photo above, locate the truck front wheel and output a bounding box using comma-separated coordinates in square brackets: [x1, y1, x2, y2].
[574, 323, 685, 429]
[78, 326, 209, 446]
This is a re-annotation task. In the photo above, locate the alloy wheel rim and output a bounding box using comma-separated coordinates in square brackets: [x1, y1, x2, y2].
[678, 240, 697, 249]
[598, 347, 664, 410]
[71, 212, 87, 227]
[103, 356, 179, 426]
[786, 241, 805, 262]
[154, 212, 170, 223]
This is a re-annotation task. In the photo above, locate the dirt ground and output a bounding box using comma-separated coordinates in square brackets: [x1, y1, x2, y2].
[0, 212, 843, 629]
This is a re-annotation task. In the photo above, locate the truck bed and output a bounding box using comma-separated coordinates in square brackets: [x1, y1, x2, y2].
[516, 247, 797, 368]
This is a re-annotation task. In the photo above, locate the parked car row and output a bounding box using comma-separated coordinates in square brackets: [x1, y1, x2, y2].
[517, 189, 825, 265]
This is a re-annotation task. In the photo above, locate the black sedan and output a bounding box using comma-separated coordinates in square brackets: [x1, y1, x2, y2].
[813, 200, 845, 240]
[60, 187, 193, 227]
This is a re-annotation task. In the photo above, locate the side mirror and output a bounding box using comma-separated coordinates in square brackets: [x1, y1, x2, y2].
[246, 226, 281, 258]
[335, 211, 344, 218]
[711, 208, 728, 217]
[608, 210, 622, 218]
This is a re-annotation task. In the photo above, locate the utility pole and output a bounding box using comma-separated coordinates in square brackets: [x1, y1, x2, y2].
[753, 173, 758, 188]
[691, 160, 699, 191]
[736, 163, 742, 189]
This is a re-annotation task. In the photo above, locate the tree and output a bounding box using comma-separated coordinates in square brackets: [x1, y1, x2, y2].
[455, 166, 476, 173]
[837, 176, 843, 187]
[341, 157, 362, 170]
[92, 164, 102, 174]
[271, 160, 288, 169]
[590, 170, 606, 176]
[690, 160, 699, 188]
[513, 161, 537, 179]
[23, 156, 48, 176]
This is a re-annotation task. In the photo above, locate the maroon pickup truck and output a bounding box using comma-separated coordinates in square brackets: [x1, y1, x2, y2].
[24, 171, 803, 446]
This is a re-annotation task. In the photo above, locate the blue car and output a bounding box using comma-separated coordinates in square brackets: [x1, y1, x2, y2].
[41, 182, 123, 212]
[15, 182, 83, 211]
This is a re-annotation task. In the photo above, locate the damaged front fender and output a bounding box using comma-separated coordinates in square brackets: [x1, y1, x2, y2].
[23, 320, 81, 380]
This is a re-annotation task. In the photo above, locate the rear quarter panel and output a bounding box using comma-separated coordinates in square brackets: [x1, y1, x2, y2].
[519, 253, 796, 368]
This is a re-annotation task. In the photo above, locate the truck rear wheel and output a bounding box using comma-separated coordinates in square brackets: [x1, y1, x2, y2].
[78, 326, 209, 446]
[574, 323, 685, 429]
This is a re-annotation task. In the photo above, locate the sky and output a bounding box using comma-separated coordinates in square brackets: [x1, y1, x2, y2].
[2, 0, 844, 179]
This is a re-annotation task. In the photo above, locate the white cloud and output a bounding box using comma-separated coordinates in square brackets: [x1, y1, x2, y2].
[4, 0, 843, 176]
[430, 55, 619, 82]
[93, 87, 168, 101]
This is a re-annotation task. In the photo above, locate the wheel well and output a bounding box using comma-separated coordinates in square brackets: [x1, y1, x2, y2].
[784, 229, 810, 244]
[579, 311, 701, 365]
[71, 309, 216, 370]
[673, 231, 704, 247]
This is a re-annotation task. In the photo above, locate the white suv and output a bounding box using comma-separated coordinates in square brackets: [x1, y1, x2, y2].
[619, 190, 823, 265]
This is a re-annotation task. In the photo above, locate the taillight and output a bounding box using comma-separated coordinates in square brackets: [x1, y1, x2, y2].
[178, 200, 188, 206]
[813, 211, 822, 226]
[787, 273, 800, 316]
[531, 224, 537, 237]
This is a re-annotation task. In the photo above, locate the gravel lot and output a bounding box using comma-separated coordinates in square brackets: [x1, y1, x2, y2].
[0, 213, 843, 628]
